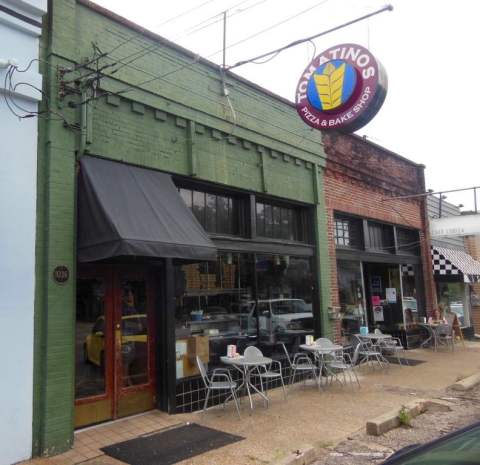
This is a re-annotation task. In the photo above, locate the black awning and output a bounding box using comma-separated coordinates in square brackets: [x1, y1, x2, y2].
[77, 156, 217, 262]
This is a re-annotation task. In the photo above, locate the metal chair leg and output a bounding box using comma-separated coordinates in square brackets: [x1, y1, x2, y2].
[280, 372, 287, 400]
[230, 387, 241, 418]
[203, 388, 211, 413]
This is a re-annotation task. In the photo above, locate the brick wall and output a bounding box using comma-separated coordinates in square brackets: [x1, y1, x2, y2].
[465, 235, 480, 332]
[322, 132, 436, 341]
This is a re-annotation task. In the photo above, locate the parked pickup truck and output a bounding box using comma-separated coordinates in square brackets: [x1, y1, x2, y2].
[247, 298, 314, 336]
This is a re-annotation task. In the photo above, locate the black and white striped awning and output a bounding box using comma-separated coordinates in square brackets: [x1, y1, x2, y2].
[431, 246, 480, 283]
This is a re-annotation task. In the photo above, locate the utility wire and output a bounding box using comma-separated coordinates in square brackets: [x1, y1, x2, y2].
[108, 0, 265, 77]
[227, 3, 393, 69]
[172, 0, 266, 41]
[155, 0, 218, 29]
[206, 0, 332, 61]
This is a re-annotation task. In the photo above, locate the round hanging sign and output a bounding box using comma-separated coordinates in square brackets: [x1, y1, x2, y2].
[53, 265, 70, 285]
[295, 43, 388, 133]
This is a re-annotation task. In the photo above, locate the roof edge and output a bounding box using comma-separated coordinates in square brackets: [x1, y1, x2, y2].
[349, 133, 423, 169]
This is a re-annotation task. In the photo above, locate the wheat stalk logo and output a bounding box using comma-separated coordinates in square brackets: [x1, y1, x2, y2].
[313, 62, 346, 110]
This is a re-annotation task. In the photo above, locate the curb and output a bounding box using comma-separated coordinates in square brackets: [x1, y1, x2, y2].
[450, 373, 480, 391]
[270, 398, 453, 464]
[366, 399, 451, 436]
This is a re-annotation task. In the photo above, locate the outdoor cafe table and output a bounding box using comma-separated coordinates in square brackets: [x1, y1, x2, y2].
[357, 333, 393, 342]
[299, 343, 343, 387]
[418, 323, 441, 351]
[220, 355, 272, 409]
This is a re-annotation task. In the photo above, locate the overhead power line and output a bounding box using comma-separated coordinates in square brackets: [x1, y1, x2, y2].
[227, 3, 394, 70]
[173, 0, 268, 42]
[206, 0, 332, 60]
[107, 0, 266, 77]
[155, 0, 218, 28]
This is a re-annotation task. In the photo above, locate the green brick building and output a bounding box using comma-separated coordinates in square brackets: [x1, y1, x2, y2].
[34, 0, 331, 456]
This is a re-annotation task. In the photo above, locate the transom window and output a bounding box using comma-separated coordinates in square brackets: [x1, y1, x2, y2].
[397, 227, 420, 254]
[179, 188, 237, 235]
[367, 221, 395, 253]
[256, 202, 304, 241]
[334, 215, 363, 248]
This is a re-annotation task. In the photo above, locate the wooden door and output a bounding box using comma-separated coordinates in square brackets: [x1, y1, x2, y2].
[114, 268, 156, 418]
[75, 266, 156, 428]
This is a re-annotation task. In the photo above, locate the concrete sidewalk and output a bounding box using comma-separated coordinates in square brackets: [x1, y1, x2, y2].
[23, 342, 480, 465]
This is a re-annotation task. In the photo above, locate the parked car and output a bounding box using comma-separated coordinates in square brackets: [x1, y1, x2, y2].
[84, 314, 147, 367]
[380, 420, 480, 464]
[248, 299, 314, 336]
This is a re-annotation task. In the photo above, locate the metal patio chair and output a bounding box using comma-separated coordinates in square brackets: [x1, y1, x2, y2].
[196, 356, 241, 417]
[244, 346, 287, 400]
[352, 335, 387, 370]
[324, 350, 361, 388]
[434, 324, 455, 352]
[280, 342, 318, 387]
[374, 329, 409, 366]
[314, 337, 335, 347]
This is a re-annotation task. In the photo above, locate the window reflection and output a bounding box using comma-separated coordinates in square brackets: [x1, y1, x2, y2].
[255, 255, 314, 343]
[120, 280, 148, 387]
[401, 267, 418, 326]
[174, 253, 314, 379]
[174, 254, 255, 378]
[337, 260, 365, 342]
[76, 278, 106, 399]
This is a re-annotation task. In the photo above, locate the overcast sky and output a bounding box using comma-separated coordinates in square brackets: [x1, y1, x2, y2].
[94, 0, 480, 210]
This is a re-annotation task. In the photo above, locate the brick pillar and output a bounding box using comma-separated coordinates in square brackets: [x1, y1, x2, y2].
[418, 170, 437, 316]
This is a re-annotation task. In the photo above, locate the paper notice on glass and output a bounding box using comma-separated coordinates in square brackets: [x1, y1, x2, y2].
[386, 287, 397, 303]
[373, 305, 384, 322]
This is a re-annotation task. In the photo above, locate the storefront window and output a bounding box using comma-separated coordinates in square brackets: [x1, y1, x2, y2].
[401, 266, 419, 326]
[174, 253, 255, 378]
[337, 260, 365, 341]
[437, 281, 470, 327]
[75, 278, 106, 399]
[256, 255, 314, 341]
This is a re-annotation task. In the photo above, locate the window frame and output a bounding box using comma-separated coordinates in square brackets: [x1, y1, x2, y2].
[333, 214, 364, 250]
[255, 199, 309, 243]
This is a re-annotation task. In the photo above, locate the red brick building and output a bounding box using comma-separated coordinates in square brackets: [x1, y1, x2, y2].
[322, 132, 436, 344]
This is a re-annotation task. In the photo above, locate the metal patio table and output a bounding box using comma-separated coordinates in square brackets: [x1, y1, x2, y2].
[299, 343, 343, 387]
[357, 333, 393, 342]
[220, 355, 272, 409]
[418, 323, 439, 351]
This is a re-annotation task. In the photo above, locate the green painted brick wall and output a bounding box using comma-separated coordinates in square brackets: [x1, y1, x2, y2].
[33, 0, 331, 456]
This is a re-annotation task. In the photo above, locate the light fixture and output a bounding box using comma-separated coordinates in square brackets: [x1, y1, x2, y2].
[226, 253, 233, 265]
[274, 255, 280, 266]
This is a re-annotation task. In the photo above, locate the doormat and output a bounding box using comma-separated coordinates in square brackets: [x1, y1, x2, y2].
[101, 423, 244, 465]
[385, 356, 426, 366]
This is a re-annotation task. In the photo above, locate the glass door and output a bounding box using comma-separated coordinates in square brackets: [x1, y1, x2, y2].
[75, 267, 114, 428]
[114, 270, 156, 418]
[75, 266, 156, 428]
